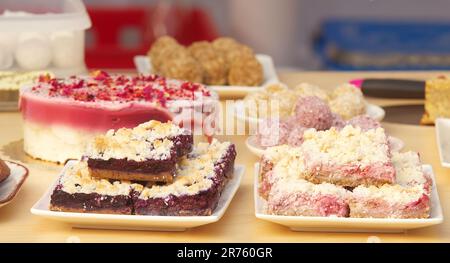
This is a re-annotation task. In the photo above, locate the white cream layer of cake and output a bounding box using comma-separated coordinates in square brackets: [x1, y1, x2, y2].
[23, 120, 98, 163]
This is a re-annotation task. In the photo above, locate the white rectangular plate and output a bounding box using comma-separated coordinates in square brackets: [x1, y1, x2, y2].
[254, 163, 443, 233]
[435, 118, 450, 168]
[134, 54, 279, 98]
[31, 161, 245, 231]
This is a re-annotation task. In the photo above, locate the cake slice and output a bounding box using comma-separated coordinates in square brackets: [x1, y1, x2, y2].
[266, 178, 350, 217]
[300, 126, 395, 187]
[421, 77, 450, 125]
[50, 161, 134, 214]
[349, 151, 431, 219]
[85, 120, 193, 182]
[132, 139, 236, 216]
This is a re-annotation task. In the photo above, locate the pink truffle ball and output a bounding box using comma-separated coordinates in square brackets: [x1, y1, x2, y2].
[256, 118, 291, 147]
[346, 115, 380, 131]
[293, 96, 333, 130]
[331, 112, 346, 129]
[287, 126, 308, 147]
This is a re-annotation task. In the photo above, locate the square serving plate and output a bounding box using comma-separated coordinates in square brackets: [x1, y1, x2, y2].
[254, 163, 443, 233]
[435, 118, 450, 168]
[134, 54, 279, 98]
[31, 160, 245, 231]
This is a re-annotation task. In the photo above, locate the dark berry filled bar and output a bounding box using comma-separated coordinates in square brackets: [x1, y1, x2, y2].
[50, 161, 134, 214]
[85, 120, 193, 183]
[132, 139, 236, 216]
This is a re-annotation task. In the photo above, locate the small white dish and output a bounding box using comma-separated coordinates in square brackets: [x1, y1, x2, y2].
[246, 135, 404, 158]
[0, 161, 29, 208]
[254, 163, 443, 233]
[235, 101, 385, 126]
[435, 118, 450, 168]
[134, 54, 279, 98]
[31, 160, 245, 231]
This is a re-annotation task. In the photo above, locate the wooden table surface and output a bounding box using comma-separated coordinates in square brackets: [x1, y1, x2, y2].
[1, 71, 449, 243]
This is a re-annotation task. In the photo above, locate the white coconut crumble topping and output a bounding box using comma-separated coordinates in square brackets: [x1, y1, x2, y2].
[137, 139, 232, 199]
[60, 161, 132, 196]
[352, 184, 426, 204]
[301, 126, 390, 167]
[392, 151, 426, 186]
[263, 144, 301, 164]
[85, 120, 186, 162]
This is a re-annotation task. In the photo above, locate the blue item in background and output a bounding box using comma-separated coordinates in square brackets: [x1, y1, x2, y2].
[315, 19, 450, 70]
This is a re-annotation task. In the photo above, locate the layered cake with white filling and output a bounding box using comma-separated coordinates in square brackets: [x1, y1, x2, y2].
[85, 120, 193, 183]
[19, 71, 215, 163]
[421, 77, 450, 124]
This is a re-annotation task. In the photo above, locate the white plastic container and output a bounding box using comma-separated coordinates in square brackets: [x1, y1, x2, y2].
[0, 0, 91, 77]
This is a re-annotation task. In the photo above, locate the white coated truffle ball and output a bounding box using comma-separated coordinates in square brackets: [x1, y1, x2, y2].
[0, 33, 16, 69]
[51, 31, 81, 68]
[15, 33, 52, 70]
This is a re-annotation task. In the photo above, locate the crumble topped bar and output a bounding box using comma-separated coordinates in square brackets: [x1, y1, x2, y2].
[58, 161, 132, 196]
[267, 178, 350, 217]
[299, 126, 395, 187]
[392, 151, 431, 189]
[301, 126, 390, 169]
[349, 151, 431, 219]
[50, 161, 134, 214]
[260, 126, 395, 190]
[50, 138, 236, 216]
[86, 120, 188, 162]
[85, 120, 193, 182]
[133, 139, 236, 216]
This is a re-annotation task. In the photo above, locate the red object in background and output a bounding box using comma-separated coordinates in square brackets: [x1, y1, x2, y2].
[85, 5, 219, 69]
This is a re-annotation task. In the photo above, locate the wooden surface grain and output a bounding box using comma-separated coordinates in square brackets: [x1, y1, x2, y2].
[0, 71, 449, 242]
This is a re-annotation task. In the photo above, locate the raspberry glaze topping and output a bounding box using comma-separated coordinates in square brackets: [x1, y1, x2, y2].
[31, 71, 211, 107]
[20, 71, 215, 132]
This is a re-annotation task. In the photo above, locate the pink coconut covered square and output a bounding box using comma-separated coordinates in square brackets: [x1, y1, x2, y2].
[349, 185, 430, 219]
[266, 178, 350, 217]
[299, 126, 396, 187]
[348, 151, 432, 219]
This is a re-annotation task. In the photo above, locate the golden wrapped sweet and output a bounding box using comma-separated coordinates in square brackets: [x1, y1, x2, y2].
[148, 36, 180, 72]
[228, 55, 263, 86]
[158, 52, 204, 83]
[148, 36, 263, 86]
[212, 37, 239, 56]
[189, 41, 227, 85]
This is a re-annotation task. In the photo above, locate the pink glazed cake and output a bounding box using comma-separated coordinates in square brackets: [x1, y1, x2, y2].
[19, 71, 216, 163]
